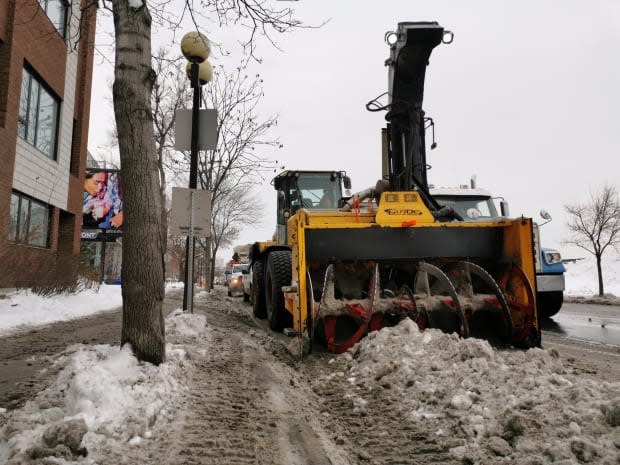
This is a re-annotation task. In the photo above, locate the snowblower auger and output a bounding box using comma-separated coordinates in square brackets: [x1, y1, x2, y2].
[310, 257, 537, 353]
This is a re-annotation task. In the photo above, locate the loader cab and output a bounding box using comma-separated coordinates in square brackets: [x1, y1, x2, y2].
[273, 170, 350, 244]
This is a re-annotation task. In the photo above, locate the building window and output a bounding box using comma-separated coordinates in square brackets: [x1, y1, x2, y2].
[9, 191, 51, 248]
[18, 67, 60, 160]
[38, 0, 68, 38]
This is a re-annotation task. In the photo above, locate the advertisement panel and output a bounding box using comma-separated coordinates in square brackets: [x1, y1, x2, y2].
[82, 169, 123, 237]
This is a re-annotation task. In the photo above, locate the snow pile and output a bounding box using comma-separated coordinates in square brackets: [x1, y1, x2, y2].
[0, 308, 208, 464]
[165, 308, 209, 345]
[328, 319, 620, 464]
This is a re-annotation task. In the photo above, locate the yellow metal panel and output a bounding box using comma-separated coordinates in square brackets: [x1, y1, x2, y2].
[375, 191, 435, 225]
[502, 218, 536, 285]
[285, 212, 307, 334]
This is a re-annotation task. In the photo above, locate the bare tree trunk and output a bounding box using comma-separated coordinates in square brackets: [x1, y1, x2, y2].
[204, 239, 213, 290]
[596, 254, 604, 296]
[210, 244, 219, 290]
[112, 1, 165, 364]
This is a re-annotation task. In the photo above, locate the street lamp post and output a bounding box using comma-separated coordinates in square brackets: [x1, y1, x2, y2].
[180, 32, 212, 312]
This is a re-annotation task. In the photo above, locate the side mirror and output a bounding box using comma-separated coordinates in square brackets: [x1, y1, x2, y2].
[540, 210, 552, 221]
[539, 209, 552, 226]
[343, 176, 352, 190]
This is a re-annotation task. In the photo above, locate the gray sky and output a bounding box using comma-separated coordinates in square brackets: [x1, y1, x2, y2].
[88, 0, 620, 262]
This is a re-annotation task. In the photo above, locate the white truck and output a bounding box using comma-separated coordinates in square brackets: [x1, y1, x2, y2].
[430, 184, 565, 318]
[227, 263, 249, 297]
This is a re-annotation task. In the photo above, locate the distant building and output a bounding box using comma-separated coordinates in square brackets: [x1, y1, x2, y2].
[0, 1, 96, 287]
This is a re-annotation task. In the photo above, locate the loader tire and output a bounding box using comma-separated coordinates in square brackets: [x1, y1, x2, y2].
[265, 251, 292, 331]
[252, 259, 267, 318]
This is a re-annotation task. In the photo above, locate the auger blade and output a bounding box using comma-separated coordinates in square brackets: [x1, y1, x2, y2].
[498, 264, 540, 348]
[316, 263, 378, 354]
[413, 261, 468, 337]
[445, 261, 513, 344]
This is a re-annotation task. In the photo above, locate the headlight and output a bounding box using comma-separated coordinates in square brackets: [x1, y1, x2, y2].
[543, 250, 562, 265]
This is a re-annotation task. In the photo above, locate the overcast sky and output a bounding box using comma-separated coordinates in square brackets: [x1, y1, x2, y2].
[88, 0, 620, 263]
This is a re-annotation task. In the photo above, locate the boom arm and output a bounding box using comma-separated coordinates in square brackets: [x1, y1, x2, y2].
[385, 22, 444, 194]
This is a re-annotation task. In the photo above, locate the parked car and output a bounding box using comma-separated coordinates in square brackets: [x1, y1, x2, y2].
[228, 263, 249, 297]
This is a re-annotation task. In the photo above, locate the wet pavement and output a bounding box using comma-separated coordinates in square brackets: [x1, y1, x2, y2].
[541, 302, 620, 347]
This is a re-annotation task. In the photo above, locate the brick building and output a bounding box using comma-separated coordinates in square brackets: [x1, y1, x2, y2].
[0, 0, 96, 287]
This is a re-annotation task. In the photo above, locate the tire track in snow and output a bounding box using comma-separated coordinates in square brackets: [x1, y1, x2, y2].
[307, 353, 460, 465]
[163, 294, 343, 465]
[164, 327, 277, 465]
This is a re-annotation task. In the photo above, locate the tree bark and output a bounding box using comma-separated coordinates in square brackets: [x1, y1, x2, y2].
[596, 254, 604, 296]
[112, 1, 165, 364]
[210, 244, 219, 290]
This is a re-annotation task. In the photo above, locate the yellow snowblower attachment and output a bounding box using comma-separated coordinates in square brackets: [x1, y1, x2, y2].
[281, 191, 539, 354]
[250, 22, 540, 355]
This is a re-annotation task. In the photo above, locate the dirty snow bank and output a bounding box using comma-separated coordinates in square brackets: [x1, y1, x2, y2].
[321, 319, 620, 465]
[0, 309, 209, 464]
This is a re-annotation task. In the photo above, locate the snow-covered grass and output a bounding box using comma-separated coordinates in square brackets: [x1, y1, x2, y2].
[0, 284, 123, 337]
[0, 282, 184, 337]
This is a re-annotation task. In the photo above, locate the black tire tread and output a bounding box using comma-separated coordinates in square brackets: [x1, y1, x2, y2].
[266, 251, 292, 331]
[537, 291, 563, 318]
[252, 259, 267, 318]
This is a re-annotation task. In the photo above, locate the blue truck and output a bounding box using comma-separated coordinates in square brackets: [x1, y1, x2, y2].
[430, 185, 565, 318]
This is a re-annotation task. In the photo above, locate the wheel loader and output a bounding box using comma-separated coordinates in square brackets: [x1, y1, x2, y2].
[249, 22, 540, 355]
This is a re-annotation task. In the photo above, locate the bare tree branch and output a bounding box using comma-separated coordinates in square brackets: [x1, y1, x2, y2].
[564, 185, 620, 295]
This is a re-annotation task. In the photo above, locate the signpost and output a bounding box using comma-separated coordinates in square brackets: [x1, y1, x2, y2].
[174, 109, 218, 152]
[170, 188, 212, 313]
[170, 188, 212, 237]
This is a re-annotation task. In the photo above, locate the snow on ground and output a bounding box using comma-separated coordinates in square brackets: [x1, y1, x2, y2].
[0, 268, 619, 463]
[322, 320, 620, 464]
[0, 305, 209, 464]
[0, 282, 184, 338]
[564, 254, 620, 298]
[0, 285, 122, 338]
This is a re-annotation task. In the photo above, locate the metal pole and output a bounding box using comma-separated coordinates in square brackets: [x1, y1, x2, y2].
[185, 190, 195, 313]
[183, 62, 201, 312]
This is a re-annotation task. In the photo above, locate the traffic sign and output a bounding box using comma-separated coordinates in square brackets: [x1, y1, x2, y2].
[170, 188, 212, 237]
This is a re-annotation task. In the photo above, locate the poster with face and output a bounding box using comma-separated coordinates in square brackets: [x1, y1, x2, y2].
[82, 170, 123, 231]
